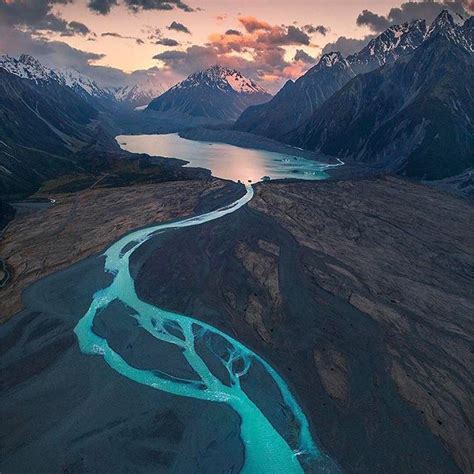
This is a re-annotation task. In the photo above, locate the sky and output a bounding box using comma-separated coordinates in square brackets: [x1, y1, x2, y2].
[0, 0, 473, 92]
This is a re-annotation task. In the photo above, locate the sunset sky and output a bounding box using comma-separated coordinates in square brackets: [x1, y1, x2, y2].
[0, 0, 472, 91]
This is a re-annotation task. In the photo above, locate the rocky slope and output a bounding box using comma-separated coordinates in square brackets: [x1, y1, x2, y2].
[147, 65, 271, 120]
[133, 176, 473, 473]
[234, 53, 355, 140]
[0, 67, 100, 198]
[0, 54, 115, 105]
[234, 19, 427, 138]
[286, 11, 474, 180]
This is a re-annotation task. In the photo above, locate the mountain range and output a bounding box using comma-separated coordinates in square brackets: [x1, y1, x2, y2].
[147, 65, 272, 120]
[235, 10, 473, 180]
[285, 11, 474, 180]
[0, 54, 163, 108]
[0, 10, 472, 196]
[234, 19, 428, 139]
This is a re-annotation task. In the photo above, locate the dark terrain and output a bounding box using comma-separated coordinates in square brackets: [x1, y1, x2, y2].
[1, 176, 472, 473]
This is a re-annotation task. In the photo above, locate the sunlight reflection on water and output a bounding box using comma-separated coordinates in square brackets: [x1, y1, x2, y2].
[117, 133, 335, 183]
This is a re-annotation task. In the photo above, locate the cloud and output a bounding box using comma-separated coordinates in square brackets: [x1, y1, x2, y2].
[167, 21, 191, 34]
[356, 0, 473, 32]
[156, 37, 180, 46]
[285, 25, 310, 45]
[238, 16, 273, 33]
[321, 35, 375, 56]
[356, 10, 390, 32]
[225, 29, 242, 36]
[87, 0, 117, 14]
[67, 21, 91, 35]
[0, 24, 142, 87]
[303, 24, 329, 36]
[153, 40, 310, 93]
[102, 32, 127, 38]
[209, 20, 312, 56]
[144, 27, 162, 40]
[294, 49, 316, 63]
[124, 0, 194, 13]
[88, 0, 193, 14]
[0, 0, 92, 36]
[153, 16, 325, 91]
[101, 31, 144, 43]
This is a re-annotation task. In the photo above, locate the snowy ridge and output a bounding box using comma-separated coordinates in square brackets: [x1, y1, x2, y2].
[170, 65, 268, 95]
[110, 76, 166, 107]
[313, 11, 472, 74]
[0, 53, 167, 105]
[347, 19, 428, 72]
[0, 54, 113, 100]
[311, 52, 352, 72]
[427, 9, 474, 52]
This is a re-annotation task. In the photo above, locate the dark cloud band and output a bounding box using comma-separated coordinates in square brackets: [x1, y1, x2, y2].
[356, 0, 473, 32]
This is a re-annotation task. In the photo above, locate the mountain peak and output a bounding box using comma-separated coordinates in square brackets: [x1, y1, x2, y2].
[174, 65, 269, 95]
[308, 52, 351, 76]
[0, 54, 55, 83]
[0, 54, 114, 100]
[18, 54, 42, 68]
[427, 9, 473, 52]
[430, 9, 456, 31]
[147, 65, 271, 119]
[347, 18, 428, 73]
[320, 52, 345, 66]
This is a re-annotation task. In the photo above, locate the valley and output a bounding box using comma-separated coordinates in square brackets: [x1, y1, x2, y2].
[1, 166, 472, 472]
[1, 7, 473, 474]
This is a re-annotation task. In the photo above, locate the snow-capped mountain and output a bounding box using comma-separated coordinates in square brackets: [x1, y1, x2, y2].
[111, 76, 166, 108]
[234, 51, 354, 138]
[348, 19, 428, 73]
[283, 10, 474, 180]
[147, 65, 271, 120]
[235, 11, 473, 138]
[427, 9, 474, 52]
[171, 65, 268, 95]
[0, 54, 114, 101]
[0, 54, 170, 107]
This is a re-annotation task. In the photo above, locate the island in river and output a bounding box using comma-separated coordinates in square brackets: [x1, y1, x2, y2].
[0, 135, 473, 473]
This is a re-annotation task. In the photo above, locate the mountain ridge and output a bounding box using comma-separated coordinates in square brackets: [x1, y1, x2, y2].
[285, 10, 474, 180]
[147, 65, 271, 120]
[234, 18, 428, 138]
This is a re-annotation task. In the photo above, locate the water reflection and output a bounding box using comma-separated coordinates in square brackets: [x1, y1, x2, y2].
[117, 133, 336, 183]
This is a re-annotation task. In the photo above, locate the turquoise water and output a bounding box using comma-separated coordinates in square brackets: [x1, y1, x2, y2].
[75, 136, 339, 472]
[116, 133, 338, 183]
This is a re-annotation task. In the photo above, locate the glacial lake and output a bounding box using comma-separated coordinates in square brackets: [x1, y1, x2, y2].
[116, 133, 337, 183]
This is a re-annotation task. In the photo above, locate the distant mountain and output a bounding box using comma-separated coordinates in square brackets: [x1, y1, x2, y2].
[0, 54, 167, 109]
[110, 75, 166, 108]
[285, 11, 474, 180]
[147, 65, 272, 120]
[235, 20, 427, 137]
[0, 54, 115, 105]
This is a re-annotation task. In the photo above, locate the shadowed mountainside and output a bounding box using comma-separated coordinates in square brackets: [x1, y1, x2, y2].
[286, 13, 474, 180]
[234, 19, 427, 140]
